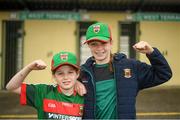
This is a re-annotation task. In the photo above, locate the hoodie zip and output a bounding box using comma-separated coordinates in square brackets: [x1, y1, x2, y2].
[81, 65, 96, 118]
[112, 61, 119, 119]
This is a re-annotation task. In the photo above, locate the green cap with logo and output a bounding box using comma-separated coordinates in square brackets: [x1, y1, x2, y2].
[84, 22, 112, 44]
[51, 51, 79, 71]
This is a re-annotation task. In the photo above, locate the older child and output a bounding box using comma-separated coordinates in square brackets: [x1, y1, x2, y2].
[6, 51, 84, 119]
[79, 22, 172, 119]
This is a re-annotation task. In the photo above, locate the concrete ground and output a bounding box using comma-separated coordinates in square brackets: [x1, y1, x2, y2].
[136, 87, 180, 119]
[0, 87, 180, 119]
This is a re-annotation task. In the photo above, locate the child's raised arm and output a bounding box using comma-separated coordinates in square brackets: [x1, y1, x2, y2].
[6, 60, 47, 94]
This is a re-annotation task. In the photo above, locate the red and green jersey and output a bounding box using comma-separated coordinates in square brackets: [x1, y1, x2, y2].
[20, 83, 84, 119]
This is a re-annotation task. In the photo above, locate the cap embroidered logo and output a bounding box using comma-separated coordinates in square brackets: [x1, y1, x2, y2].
[93, 25, 100, 33]
[60, 53, 68, 61]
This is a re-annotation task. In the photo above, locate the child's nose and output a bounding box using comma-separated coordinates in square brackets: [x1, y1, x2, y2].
[64, 74, 68, 79]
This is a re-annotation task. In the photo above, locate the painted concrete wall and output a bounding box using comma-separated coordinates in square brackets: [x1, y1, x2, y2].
[24, 20, 77, 84]
[140, 21, 180, 86]
[0, 12, 179, 87]
[23, 12, 127, 84]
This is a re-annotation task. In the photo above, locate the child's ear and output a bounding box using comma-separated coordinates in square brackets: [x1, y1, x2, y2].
[76, 70, 80, 78]
[110, 40, 113, 44]
[53, 75, 58, 83]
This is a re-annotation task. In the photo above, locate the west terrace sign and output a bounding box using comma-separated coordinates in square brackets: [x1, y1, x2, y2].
[10, 11, 82, 20]
[10, 12, 180, 21]
[132, 13, 180, 21]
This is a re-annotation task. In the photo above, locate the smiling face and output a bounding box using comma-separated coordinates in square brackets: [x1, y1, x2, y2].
[88, 40, 112, 64]
[53, 65, 79, 93]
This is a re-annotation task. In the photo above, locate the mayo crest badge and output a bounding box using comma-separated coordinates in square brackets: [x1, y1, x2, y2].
[60, 53, 68, 61]
[93, 25, 100, 33]
[124, 68, 132, 78]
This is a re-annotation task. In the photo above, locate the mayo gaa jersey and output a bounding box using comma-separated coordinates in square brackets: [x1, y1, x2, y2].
[20, 83, 84, 119]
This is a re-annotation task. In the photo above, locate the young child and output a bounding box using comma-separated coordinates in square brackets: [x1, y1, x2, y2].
[6, 51, 84, 119]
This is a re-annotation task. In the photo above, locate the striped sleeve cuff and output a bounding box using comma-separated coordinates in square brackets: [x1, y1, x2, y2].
[20, 83, 27, 105]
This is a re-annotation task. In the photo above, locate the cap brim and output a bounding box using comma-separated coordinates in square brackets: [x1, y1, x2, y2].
[52, 63, 79, 71]
[84, 36, 110, 44]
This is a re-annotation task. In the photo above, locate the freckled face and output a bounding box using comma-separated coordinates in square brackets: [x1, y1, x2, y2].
[54, 65, 79, 90]
[88, 41, 112, 64]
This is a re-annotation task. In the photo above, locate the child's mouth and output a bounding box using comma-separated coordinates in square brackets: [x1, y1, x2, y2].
[62, 81, 71, 85]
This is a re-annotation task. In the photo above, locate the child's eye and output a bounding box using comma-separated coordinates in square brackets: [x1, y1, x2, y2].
[90, 43, 97, 46]
[56, 72, 63, 75]
[69, 71, 74, 74]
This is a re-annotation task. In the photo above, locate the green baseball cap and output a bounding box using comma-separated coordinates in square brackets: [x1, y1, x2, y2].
[84, 22, 112, 44]
[51, 51, 79, 71]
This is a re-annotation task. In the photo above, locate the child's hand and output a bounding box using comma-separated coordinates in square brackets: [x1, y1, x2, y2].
[133, 41, 154, 55]
[28, 60, 47, 70]
[75, 80, 87, 96]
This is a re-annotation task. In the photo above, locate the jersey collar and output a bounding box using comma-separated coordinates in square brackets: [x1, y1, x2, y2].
[57, 85, 77, 96]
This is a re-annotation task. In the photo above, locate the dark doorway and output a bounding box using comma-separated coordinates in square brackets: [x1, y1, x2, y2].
[2, 20, 24, 89]
[119, 22, 139, 59]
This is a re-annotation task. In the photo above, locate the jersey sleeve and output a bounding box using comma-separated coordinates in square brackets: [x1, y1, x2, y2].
[20, 83, 48, 108]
